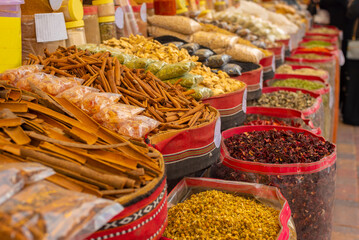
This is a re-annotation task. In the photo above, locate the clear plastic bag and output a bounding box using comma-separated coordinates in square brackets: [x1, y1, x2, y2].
[15, 72, 83, 95]
[124, 57, 156, 69]
[0, 181, 123, 240]
[81, 92, 122, 116]
[193, 49, 214, 62]
[225, 44, 265, 64]
[0, 65, 43, 84]
[180, 43, 200, 55]
[147, 15, 202, 35]
[103, 115, 160, 139]
[0, 163, 55, 205]
[92, 103, 144, 124]
[165, 177, 297, 240]
[155, 62, 195, 80]
[192, 31, 239, 50]
[211, 126, 336, 240]
[222, 63, 242, 76]
[191, 86, 214, 100]
[145, 60, 167, 75]
[56, 86, 100, 108]
[165, 73, 203, 88]
[206, 54, 231, 68]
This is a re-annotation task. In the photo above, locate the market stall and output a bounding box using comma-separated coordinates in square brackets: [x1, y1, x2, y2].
[0, 0, 341, 239]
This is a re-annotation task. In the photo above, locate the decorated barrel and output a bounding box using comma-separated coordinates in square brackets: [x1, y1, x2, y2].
[245, 106, 321, 135]
[161, 177, 297, 240]
[265, 74, 331, 140]
[87, 149, 167, 240]
[149, 107, 221, 188]
[259, 53, 275, 81]
[202, 85, 247, 131]
[276, 38, 291, 57]
[260, 87, 324, 130]
[234, 64, 262, 100]
[267, 43, 285, 69]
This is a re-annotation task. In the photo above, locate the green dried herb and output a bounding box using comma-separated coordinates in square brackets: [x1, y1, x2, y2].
[271, 78, 324, 91]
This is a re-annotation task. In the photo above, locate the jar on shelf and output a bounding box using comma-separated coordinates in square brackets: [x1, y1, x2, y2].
[58, 0, 84, 22]
[132, 5, 147, 37]
[83, 5, 101, 44]
[66, 20, 87, 47]
[146, 2, 155, 17]
[21, 15, 66, 62]
[176, 0, 188, 15]
[214, 1, 226, 11]
[99, 16, 117, 42]
[154, 0, 176, 15]
[92, 0, 115, 17]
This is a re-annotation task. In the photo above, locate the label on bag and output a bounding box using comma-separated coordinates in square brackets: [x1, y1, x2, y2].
[115, 7, 124, 29]
[271, 55, 275, 71]
[35, 13, 67, 42]
[242, 89, 247, 113]
[259, 70, 263, 90]
[214, 118, 221, 148]
[140, 3, 147, 22]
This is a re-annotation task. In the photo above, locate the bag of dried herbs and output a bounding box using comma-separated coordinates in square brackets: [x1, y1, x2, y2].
[164, 177, 297, 240]
[248, 87, 325, 133]
[211, 125, 336, 240]
[265, 74, 332, 140]
[165, 73, 204, 88]
[155, 62, 195, 80]
[245, 106, 321, 135]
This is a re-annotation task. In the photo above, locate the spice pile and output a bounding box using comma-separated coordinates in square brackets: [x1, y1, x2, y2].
[225, 130, 334, 163]
[0, 81, 163, 201]
[249, 90, 316, 110]
[104, 36, 246, 96]
[276, 64, 327, 77]
[271, 78, 325, 91]
[244, 119, 301, 128]
[24, 47, 217, 134]
[308, 27, 338, 35]
[163, 190, 280, 240]
[290, 53, 327, 60]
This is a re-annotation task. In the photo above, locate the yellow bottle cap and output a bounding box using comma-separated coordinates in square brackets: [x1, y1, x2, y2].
[65, 20, 85, 29]
[214, 1, 226, 5]
[98, 15, 116, 23]
[93, 0, 114, 5]
[176, 0, 187, 10]
[176, 7, 188, 14]
[68, 0, 84, 21]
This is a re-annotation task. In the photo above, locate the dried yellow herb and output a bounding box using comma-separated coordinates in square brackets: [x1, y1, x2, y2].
[164, 190, 281, 240]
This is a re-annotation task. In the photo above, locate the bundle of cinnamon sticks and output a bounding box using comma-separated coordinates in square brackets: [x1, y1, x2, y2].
[25, 46, 217, 133]
[0, 82, 163, 203]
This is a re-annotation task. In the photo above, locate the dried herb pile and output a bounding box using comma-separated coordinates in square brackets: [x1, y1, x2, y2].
[249, 90, 316, 110]
[271, 78, 325, 91]
[164, 190, 280, 240]
[0, 81, 163, 202]
[225, 130, 334, 164]
[24, 47, 217, 133]
[276, 64, 327, 77]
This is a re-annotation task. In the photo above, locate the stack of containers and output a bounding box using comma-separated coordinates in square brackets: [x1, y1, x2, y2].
[58, 0, 87, 46]
[0, 0, 24, 72]
[83, 5, 101, 44]
[93, 0, 117, 42]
